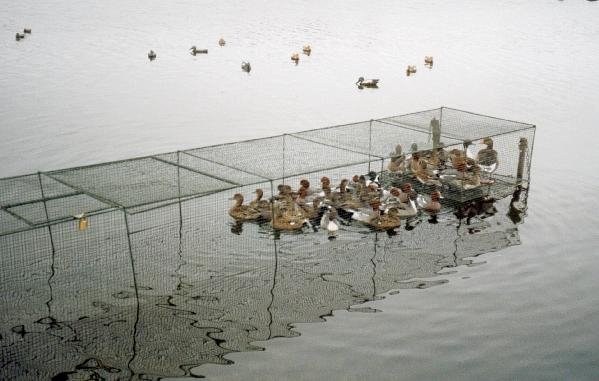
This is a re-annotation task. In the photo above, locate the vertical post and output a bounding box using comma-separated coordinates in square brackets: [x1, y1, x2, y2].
[368, 120, 373, 172]
[282, 134, 286, 184]
[123, 208, 141, 377]
[38, 172, 57, 318]
[516, 137, 528, 184]
[270, 180, 276, 228]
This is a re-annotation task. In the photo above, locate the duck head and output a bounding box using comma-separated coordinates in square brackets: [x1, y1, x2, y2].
[231, 193, 244, 206]
[356, 77, 365, 85]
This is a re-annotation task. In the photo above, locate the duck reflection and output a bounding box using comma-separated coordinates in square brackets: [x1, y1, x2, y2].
[0, 187, 529, 379]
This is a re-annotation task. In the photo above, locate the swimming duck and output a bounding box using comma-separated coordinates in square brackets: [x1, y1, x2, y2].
[291, 53, 300, 62]
[16, 33, 25, 41]
[302, 45, 312, 55]
[424, 56, 433, 65]
[218, 38, 226, 46]
[190, 46, 208, 55]
[23, 28, 32, 34]
[148, 50, 156, 60]
[399, 182, 417, 204]
[241, 61, 251, 72]
[229, 193, 262, 221]
[249, 189, 272, 220]
[356, 77, 379, 88]
[367, 199, 402, 231]
[320, 207, 339, 238]
[271, 202, 306, 230]
[423, 191, 442, 223]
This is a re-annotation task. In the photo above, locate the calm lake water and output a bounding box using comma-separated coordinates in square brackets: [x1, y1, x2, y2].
[2, 0, 599, 380]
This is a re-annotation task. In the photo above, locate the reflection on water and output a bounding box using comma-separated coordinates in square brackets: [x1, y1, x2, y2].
[0, 187, 527, 379]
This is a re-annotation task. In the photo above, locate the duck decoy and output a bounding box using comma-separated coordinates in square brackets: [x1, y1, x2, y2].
[218, 38, 226, 46]
[356, 77, 379, 89]
[423, 190, 442, 223]
[302, 45, 312, 55]
[241, 61, 251, 72]
[23, 28, 32, 34]
[291, 53, 300, 62]
[16, 33, 25, 41]
[190, 46, 208, 55]
[229, 193, 262, 221]
[148, 50, 156, 60]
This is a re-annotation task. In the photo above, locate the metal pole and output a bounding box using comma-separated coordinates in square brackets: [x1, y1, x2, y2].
[368, 120, 373, 172]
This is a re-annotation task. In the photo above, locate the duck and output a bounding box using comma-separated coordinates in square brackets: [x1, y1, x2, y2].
[147, 50, 156, 60]
[302, 45, 312, 55]
[423, 191, 442, 223]
[356, 77, 379, 88]
[23, 28, 32, 34]
[229, 193, 262, 221]
[241, 61, 251, 72]
[249, 189, 272, 220]
[218, 38, 226, 46]
[424, 56, 433, 65]
[291, 53, 300, 62]
[406, 65, 417, 76]
[190, 46, 208, 55]
[384, 188, 418, 218]
[366, 199, 402, 231]
[476, 137, 498, 183]
[320, 207, 339, 238]
[16, 33, 25, 41]
[271, 202, 306, 231]
[399, 182, 417, 204]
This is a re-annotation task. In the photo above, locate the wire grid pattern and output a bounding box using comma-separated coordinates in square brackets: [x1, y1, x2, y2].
[381, 107, 535, 142]
[47, 157, 237, 208]
[155, 151, 269, 186]
[0, 107, 535, 238]
[185, 134, 373, 180]
[0, 192, 524, 377]
[290, 121, 375, 157]
[6, 194, 111, 226]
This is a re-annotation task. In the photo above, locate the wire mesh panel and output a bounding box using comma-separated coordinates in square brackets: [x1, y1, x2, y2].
[47, 157, 237, 208]
[291, 121, 375, 157]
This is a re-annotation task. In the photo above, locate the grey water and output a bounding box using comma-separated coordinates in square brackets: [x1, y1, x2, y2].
[1, 0, 599, 380]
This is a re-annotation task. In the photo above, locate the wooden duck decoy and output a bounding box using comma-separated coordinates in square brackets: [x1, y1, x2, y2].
[356, 77, 379, 88]
[229, 193, 262, 221]
[190, 46, 208, 55]
[148, 50, 156, 60]
[218, 38, 226, 46]
[241, 61, 251, 72]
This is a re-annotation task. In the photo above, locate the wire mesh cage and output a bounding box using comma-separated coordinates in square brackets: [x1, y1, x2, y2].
[0, 107, 535, 238]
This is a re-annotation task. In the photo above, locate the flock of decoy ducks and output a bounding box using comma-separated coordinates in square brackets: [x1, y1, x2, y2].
[146, 37, 313, 74]
[142, 35, 431, 86]
[228, 136, 500, 238]
[229, 174, 443, 238]
[14, 28, 32, 41]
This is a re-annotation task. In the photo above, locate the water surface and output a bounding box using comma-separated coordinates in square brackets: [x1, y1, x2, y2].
[2, 0, 599, 380]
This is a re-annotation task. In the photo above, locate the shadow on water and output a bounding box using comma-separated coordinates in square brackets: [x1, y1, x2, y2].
[0, 187, 528, 379]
